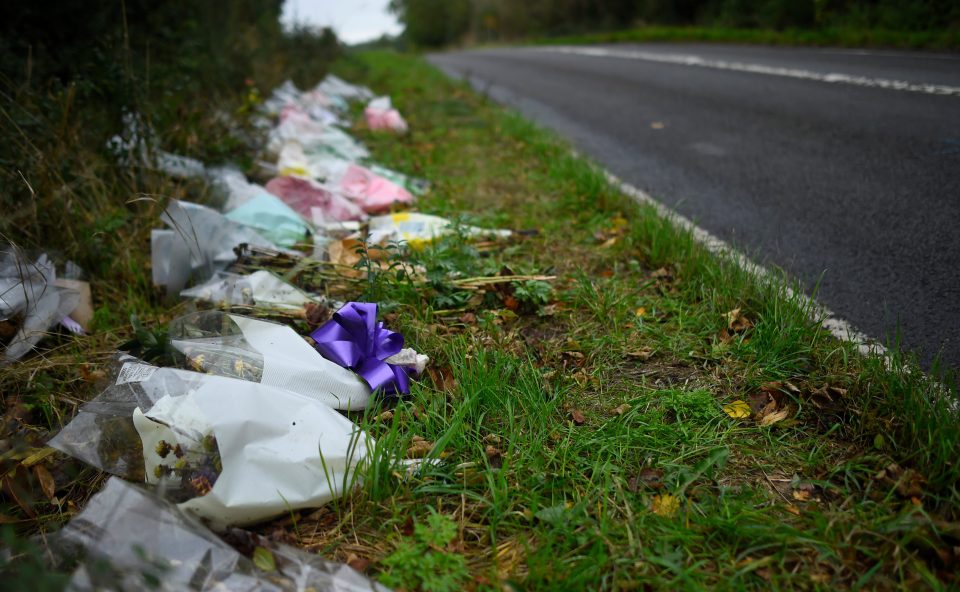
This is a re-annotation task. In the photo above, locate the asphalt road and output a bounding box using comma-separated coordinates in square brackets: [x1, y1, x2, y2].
[428, 44, 960, 369]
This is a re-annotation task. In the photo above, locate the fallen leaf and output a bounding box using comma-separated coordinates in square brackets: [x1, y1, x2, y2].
[78, 366, 106, 384]
[747, 391, 770, 416]
[791, 482, 819, 503]
[650, 267, 671, 279]
[612, 403, 632, 416]
[374, 410, 394, 423]
[626, 347, 654, 360]
[651, 493, 679, 517]
[483, 434, 502, 445]
[599, 237, 617, 249]
[809, 572, 831, 584]
[895, 468, 926, 499]
[635, 307, 647, 317]
[504, 295, 521, 311]
[725, 308, 753, 332]
[485, 445, 503, 469]
[327, 239, 364, 275]
[33, 465, 55, 500]
[570, 409, 586, 425]
[760, 406, 792, 426]
[784, 504, 801, 516]
[347, 555, 371, 573]
[407, 438, 433, 458]
[628, 468, 664, 492]
[304, 302, 330, 327]
[252, 547, 276, 572]
[723, 400, 751, 419]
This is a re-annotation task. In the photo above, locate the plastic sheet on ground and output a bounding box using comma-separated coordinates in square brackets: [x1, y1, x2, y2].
[207, 166, 267, 211]
[107, 112, 206, 179]
[317, 74, 374, 103]
[1, 247, 81, 365]
[49, 477, 388, 591]
[224, 191, 313, 248]
[266, 175, 367, 224]
[367, 212, 513, 247]
[180, 270, 316, 310]
[365, 97, 408, 133]
[152, 200, 277, 296]
[49, 355, 372, 527]
[167, 311, 375, 410]
[268, 113, 369, 161]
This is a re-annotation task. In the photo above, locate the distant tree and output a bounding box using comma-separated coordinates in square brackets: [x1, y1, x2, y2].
[389, 0, 471, 46]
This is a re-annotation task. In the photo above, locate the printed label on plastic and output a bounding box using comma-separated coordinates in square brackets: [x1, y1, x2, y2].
[116, 362, 159, 385]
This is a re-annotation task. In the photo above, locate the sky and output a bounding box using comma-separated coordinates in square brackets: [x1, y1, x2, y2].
[281, 0, 403, 45]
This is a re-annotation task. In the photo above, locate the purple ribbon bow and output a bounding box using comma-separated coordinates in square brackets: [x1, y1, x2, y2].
[310, 302, 414, 395]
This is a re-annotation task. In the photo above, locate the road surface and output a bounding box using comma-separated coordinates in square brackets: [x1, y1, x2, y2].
[428, 44, 960, 369]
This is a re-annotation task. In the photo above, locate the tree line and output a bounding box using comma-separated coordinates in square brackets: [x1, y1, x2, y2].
[389, 0, 960, 46]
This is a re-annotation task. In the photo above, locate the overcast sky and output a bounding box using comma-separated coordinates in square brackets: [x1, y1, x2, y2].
[281, 0, 403, 44]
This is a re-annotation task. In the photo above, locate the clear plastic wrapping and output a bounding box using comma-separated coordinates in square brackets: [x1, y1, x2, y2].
[50, 477, 388, 591]
[179, 270, 316, 311]
[1, 246, 80, 365]
[49, 354, 372, 527]
[151, 200, 277, 295]
[167, 311, 374, 410]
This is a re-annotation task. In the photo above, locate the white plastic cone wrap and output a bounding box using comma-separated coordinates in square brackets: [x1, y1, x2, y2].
[49, 355, 372, 529]
[167, 311, 375, 410]
[49, 477, 389, 591]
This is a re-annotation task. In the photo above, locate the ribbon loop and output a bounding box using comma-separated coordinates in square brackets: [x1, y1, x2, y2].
[310, 302, 414, 395]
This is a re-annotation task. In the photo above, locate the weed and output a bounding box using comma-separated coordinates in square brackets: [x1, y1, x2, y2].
[379, 510, 470, 592]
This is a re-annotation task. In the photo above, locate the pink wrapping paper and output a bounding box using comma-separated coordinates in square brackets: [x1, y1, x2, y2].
[365, 107, 408, 133]
[265, 176, 367, 223]
[338, 165, 413, 213]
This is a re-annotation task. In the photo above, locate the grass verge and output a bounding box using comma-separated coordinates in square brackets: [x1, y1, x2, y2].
[301, 50, 959, 589]
[1, 47, 958, 590]
[532, 25, 960, 51]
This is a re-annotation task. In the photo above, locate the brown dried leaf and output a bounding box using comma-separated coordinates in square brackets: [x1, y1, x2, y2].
[347, 555, 371, 573]
[78, 365, 106, 384]
[760, 406, 792, 426]
[485, 445, 503, 469]
[33, 465, 55, 500]
[725, 308, 753, 332]
[612, 404, 632, 416]
[407, 437, 433, 458]
[327, 239, 364, 273]
[626, 347, 654, 361]
[895, 468, 926, 499]
[304, 302, 330, 328]
[636, 468, 664, 491]
[570, 409, 586, 425]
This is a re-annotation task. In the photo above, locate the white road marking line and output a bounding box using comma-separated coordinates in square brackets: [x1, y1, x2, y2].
[541, 46, 960, 97]
[605, 170, 888, 358]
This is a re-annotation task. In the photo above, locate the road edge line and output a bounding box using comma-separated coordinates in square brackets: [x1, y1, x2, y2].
[606, 170, 889, 359]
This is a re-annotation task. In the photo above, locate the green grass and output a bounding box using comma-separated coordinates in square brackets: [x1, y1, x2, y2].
[2, 44, 959, 591]
[531, 25, 960, 51]
[286, 50, 960, 589]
